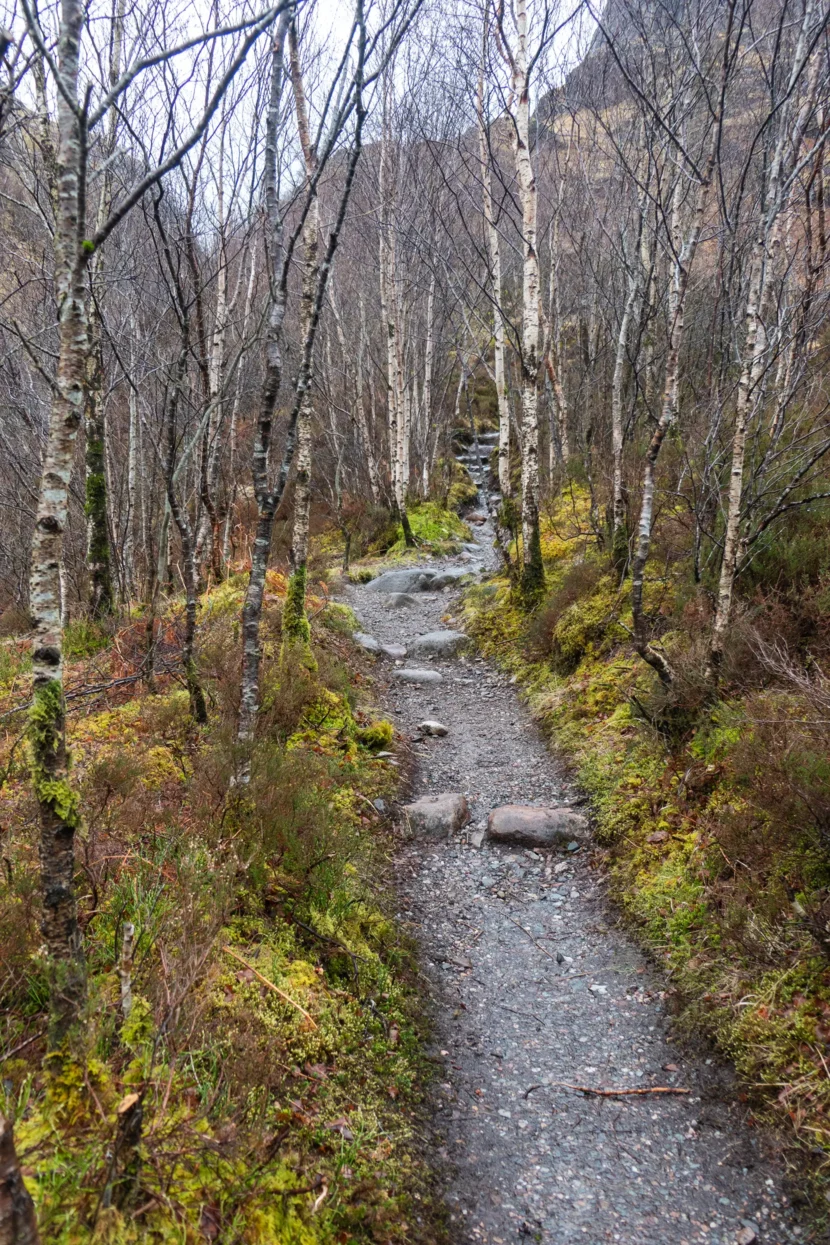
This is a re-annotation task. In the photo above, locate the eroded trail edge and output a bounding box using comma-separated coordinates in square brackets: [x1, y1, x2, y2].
[345, 545, 802, 1245]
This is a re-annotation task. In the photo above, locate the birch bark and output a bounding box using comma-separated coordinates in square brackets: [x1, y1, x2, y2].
[476, 23, 511, 497]
[708, 13, 821, 679]
[238, 3, 367, 756]
[509, 0, 543, 597]
[284, 20, 319, 647]
[84, 0, 125, 617]
[379, 81, 414, 545]
[28, 0, 89, 1047]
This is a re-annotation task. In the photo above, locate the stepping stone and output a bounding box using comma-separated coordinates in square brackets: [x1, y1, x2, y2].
[382, 593, 418, 609]
[354, 631, 380, 653]
[366, 569, 436, 593]
[487, 804, 588, 848]
[417, 720, 448, 736]
[410, 630, 469, 658]
[380, 643, 407, 660]
[393, 667, 443, 684]
[402, 793, 470, 840]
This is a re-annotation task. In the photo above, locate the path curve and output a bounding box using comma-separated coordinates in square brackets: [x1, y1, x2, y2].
[344, 528, 802, 1245]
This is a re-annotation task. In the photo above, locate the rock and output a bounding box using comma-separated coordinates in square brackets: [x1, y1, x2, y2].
[430, 568, 473, 589]
[402, 793, 469, 840]
[366, 569, 435, 593]
[380, 643, 407, 659]
[417, 720, 448, 736]
[467, 512, 487, 525]
[354, 631, 380, 653]
[383, 593, 418, 609]
[736, 1229, 757, 1245]
[469, 829, 486, 848]
[486, 804, 588, 848]
[372, 798, 387, 814]
[393, 667, 444, 684]
[410, 630, 469, 658]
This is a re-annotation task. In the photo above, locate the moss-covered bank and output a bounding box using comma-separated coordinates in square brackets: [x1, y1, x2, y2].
[462, 486, 830, 1201]
[0, 572, 442, 1244]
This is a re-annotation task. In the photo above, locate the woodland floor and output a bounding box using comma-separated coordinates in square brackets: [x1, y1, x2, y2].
[344, 525, 807, 1245]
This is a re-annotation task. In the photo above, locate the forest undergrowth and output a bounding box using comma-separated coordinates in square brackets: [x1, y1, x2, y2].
[0, 565, 444, 1244]
[462, 483, 830, 1202]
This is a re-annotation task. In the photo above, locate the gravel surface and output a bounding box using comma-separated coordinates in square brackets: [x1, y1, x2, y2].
[343, 527, 804, 1245]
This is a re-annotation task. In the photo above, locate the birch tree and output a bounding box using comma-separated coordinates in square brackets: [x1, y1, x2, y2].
[19, 0, 286, 1046]
[496, 0, 545, 598]
[707, 2, 830, 680]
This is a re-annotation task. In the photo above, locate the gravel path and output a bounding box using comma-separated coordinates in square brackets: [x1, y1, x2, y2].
[344, 529, 804, 1245]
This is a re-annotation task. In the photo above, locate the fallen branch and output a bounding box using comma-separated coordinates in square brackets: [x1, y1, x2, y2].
[524, 1081, 690, 1099]
[222, 946, 318, 1029]
[506, 915, 558, 962]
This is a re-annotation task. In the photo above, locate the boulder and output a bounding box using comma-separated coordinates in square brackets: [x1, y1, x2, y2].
[410, 629, 469, 658]
[380, 643, 407, 660]
[417, 720, 448, 736]
[402, 793, 470, 840]
[393, 667, 443, 684]
[486, 805, 588, 848]
[365, 569, 435, 593]
[382, 592, 418, 609]
[354, 631, 380, 653]
[430, 568, 474, 590]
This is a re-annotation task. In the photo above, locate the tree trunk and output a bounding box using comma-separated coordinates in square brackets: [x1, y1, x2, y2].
[379, 86, 414, 546]
[284, 22, 320, 649]
[84, 0, 124, 618]
[476, 34, 511, 498]
[28, 0, 91, 1050]
[708, 18, 819, 680]
[238, 8, 367, 759]
[0, 1116, 40, 1245]
[511, 0, 543, 600]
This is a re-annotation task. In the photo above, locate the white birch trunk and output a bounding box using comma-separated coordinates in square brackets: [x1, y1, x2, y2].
[476, 35, 511, 497]
[708, 21, 820, 675]
[511, 0, 543, 593]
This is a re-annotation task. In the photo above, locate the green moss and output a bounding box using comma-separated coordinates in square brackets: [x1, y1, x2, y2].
[356, 719, 394, 751]
[519, 518, 545, 604]
[283, 566, 312, 645]
[385, 501, 471, 556]
[27, 681, 79, 829]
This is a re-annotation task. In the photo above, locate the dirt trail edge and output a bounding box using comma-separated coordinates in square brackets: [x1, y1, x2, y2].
[343, 536, 803, 1245]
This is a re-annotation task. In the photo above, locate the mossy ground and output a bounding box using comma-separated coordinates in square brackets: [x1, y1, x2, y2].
[462, 485, 830, 1200]
[342, 502, 472, 584]
[0, 572, 442, 1244]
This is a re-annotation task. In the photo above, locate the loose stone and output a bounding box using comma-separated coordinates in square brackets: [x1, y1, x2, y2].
[487, 804, 588, 848]
[402, 793, 470, 840]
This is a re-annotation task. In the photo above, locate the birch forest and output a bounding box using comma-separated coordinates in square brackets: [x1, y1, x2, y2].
[3, 0, 830, 1238]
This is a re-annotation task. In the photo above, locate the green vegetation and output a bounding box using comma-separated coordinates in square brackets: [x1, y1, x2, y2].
[462, 484, 830, 1192]
[0, 572, 440, 1244]
[384, 501, 471, 556]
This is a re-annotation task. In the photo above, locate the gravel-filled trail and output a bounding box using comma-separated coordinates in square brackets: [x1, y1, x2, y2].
[343, 516, 803, 1245]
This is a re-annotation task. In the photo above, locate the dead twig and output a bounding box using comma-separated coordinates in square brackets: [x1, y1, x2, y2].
[0, 1028, 46, 1062]
[506, 914, 558, 962]
[222, 946, 318, 1029]
[524, 1082, 690, 1099]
